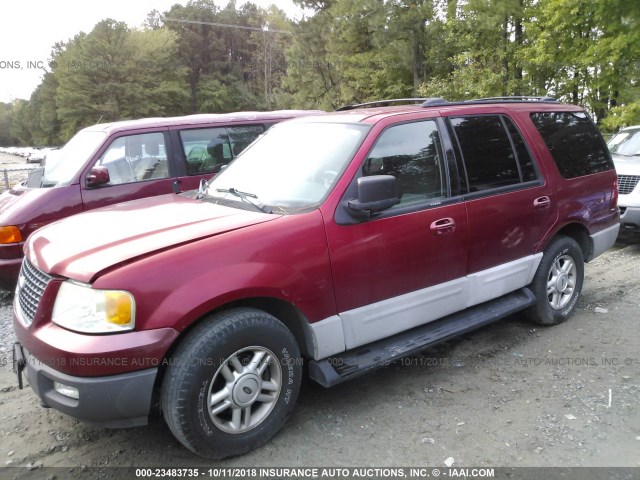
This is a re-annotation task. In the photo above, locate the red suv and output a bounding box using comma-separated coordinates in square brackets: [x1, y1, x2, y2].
[12, 97, 619, 459]
[0, 110, 316, 290]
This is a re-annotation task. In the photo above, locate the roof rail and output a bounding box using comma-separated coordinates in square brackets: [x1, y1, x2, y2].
[422, 97, 449, 106]
[469, 96, 558, 103]
[336, 95, 559, 112]
[336, 98, 431, 111]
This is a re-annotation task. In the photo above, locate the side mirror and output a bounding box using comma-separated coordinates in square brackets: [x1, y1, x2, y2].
[86, 166, 110, 188]
[347, 175, 400, 218]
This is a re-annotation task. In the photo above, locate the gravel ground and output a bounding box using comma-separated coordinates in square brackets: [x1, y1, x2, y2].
[0, 235, 638, 477]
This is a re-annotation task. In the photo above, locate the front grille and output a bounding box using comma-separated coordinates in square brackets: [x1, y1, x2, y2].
[617, 175, 640, 195]
[16, 259, 51, 327]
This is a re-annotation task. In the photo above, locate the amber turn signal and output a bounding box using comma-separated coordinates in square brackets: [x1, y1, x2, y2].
[0, 226, 22, 244]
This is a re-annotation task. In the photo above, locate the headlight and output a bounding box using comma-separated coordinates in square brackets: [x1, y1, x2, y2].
[52, 281, 135, 333]
[0, 226, 22, 244]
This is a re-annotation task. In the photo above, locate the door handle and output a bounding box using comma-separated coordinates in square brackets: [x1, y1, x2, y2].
[430, 217, 456, 236]
[533, 196, 551, 210]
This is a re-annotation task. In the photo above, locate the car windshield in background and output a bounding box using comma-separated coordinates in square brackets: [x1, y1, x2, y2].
[41, 130, 106, 187]
[608, 128, 640, 157]
[207, 122, 369, 212]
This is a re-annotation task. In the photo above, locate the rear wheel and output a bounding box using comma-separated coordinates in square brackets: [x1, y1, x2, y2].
[161, 308, 302, 459]
[526, 235, 584, 325]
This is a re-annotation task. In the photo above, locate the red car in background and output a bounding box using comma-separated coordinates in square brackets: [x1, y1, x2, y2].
[0, 110, 317, 289]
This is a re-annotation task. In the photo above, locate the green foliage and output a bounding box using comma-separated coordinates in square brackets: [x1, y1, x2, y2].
[53, 20, 190, 139]
[0, 103, 18, 146]
[601, 103, 640, 132]
[3, 0, 639, 144]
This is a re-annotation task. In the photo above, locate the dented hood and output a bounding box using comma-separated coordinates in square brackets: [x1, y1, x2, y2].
[26, 193, 278, 283]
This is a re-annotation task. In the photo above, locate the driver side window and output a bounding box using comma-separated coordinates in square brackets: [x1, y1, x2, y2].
[96, 132, 168, 185]
[363, 120, 445, 208]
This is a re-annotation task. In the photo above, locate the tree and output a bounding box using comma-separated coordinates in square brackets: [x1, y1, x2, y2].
[9, 100, 33, 145]
[523, 0, 640, 124]
[419, 0, 528, 100]
[0, 103, 17, 146]
[247, 6, 292, 108]
[54, 19, 189, 138]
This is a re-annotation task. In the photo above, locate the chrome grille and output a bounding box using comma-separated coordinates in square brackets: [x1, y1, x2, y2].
[617, 175, 640, 195]
[16, 259, 51, 327]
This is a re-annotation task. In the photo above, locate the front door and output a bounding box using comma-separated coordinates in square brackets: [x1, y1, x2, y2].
[325, 119, 469, 349]
[81, 131, 175, 211]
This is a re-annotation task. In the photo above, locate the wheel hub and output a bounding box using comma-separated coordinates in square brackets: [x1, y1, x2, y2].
[556, 273, 569, 292]
[232, 374, 261, 407]
[207, 346, 282, 434]
[547, 254, 577, 310]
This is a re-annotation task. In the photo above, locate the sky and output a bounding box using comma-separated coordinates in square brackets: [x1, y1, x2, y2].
[0, 0, 305, 104]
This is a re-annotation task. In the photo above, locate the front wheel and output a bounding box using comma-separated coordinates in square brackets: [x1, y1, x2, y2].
[526, 236, 584, 325]
[161, 308, 302, 459]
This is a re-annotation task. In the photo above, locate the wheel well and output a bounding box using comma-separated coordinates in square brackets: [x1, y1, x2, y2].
[149, 297, 314, 417]
[553, 223, 590, 259]
[221, 297, 314, 358]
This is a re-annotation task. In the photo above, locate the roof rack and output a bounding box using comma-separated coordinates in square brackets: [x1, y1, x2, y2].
[418, 95, 558, 108]
[468, 96, 558, 103]
[336, 95, 559, 112]
[336, 98, 432, 111]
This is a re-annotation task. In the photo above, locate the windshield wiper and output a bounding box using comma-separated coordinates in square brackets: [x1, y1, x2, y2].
[215, 187, 271, 213]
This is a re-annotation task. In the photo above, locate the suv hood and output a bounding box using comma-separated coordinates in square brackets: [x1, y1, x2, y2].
[612, 153, 640, 175]
[26, 194, 279, 283]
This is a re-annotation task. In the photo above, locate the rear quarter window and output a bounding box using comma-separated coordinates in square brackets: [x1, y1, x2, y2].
[530, 111, 613, 179]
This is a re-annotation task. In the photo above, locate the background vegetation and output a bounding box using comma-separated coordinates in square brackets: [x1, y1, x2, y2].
[1, 0, 638, 146]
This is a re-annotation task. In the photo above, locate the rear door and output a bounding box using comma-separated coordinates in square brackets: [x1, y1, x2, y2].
[446, 113, 556, 302]
[80, 130, 175, 211]
[326, 117, 469, 349]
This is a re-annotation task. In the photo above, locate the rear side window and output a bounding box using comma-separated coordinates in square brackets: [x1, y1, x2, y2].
[504, 117, 538, 182]
[450, 115, 536, 192]
[530, 112, 613, 178]
[180, 125, 264, 175]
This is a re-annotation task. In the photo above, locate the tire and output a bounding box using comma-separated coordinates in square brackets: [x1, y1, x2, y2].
[526, 235, 584, 325]
[161, 308, 302, 459]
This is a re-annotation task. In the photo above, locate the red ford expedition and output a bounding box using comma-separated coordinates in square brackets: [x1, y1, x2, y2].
[0, 110, 316, 290]
[12, 97, 619, 459]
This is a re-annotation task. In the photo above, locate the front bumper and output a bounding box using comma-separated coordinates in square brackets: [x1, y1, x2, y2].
[15, 343, 157, 428]
[620, 206, 640, 230]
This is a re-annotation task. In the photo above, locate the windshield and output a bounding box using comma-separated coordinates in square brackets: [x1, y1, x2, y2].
[206, 122, 369, 212]
[608, 128, 640, 156]
[41, 130, 106, 187]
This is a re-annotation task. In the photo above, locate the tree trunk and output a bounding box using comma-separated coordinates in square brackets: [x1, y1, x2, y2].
[447, 0, 457, 22]
[412, 30, 420, 95]
[502, 16, 509, 96]
[514, 0, 523, 94]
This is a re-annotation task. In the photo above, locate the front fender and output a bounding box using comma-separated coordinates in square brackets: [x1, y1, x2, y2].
[92, 210, 336, 333]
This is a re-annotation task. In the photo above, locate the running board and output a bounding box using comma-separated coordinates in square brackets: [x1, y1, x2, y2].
[308, 287, 536, 387]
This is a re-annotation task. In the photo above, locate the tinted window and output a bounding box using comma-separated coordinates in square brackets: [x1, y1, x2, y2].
[180, 125, 264, 175]
[530, 112, 613, 178]
[450, 116, 519, 191]
[504, 117, 538, 182]
[363, 120, 445, 207]
[95, 132, 168, 185]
